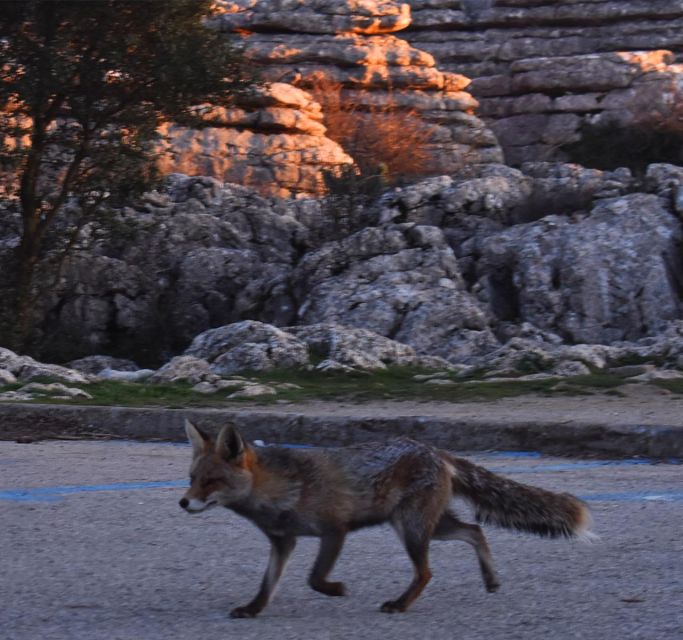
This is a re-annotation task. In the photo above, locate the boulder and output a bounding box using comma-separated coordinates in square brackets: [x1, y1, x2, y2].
[291, 223, 499, 362]
[185, 320, 310, 374]
[0, 348, 90, 385]
[0, 369, 17, 385]
[472, 193, 683, 344]
[227, 384, 278, 399]
[289, 323, 418, 370]
[148, 356, 213, 384]
[97, 369, 155, 382]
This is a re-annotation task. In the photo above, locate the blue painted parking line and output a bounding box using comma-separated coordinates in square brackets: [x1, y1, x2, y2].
[1, 477, 681, 504]
[0, 450, 679, 504]
[580, 491, 683, 503]
[488, 459, 657, 475]
[0, 480, 187, 503]
[482, 451, 543, 459]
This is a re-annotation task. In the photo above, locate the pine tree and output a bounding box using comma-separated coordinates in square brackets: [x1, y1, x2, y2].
[0, 0, 254, 350]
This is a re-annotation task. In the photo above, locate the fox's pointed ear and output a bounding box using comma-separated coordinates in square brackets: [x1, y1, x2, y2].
[215, 423, 246, 461]
[185, 419, 209, 457]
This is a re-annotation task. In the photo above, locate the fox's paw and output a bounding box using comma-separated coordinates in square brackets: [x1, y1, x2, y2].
[230, 606, 259, 619]
[486, 580, 501, 593]
[311, 580, 347, 597]
[380, 600, 406, 614]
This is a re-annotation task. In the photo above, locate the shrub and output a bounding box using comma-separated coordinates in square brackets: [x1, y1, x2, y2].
[309, 77, 438, 238]
[310, 77, 438, 187]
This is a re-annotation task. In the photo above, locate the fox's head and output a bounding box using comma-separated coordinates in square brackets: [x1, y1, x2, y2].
[179, 419, 254, 514]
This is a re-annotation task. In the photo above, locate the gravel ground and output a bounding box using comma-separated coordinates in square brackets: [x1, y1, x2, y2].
[1, 440, 682, 640]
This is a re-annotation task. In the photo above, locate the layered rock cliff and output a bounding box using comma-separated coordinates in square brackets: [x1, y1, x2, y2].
[161, 0, 683, 187]
[405, 0, 683, 164]
[159, 0, 502, 196]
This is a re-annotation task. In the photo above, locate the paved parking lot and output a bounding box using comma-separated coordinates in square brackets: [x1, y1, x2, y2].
[1, 440, 681, 640]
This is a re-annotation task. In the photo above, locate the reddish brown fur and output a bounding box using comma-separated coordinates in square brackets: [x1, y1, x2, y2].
[180, 421, 593, 617]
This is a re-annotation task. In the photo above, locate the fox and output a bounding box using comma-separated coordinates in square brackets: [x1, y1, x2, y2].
[179, 419, 595, 618]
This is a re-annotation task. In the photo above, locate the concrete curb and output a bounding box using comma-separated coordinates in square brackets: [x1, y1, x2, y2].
[1, 403, 682, 458]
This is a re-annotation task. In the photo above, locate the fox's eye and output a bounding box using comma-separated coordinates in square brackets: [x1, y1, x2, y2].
[201, 479, 215, 489]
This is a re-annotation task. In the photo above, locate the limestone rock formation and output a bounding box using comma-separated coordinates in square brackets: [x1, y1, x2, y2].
[405, 1, 683, 164]
[288, 323, 452, 369]
[0, 347, 89, 384]
[148, 355, 215, 384]
[181, 320, 446, 372]
[376, 161, 682, 346]
[161, 0, 502, 195]
[212, 0, 412, 34]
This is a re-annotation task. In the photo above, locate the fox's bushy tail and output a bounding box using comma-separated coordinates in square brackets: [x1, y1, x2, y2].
[443, 454, 595, 540]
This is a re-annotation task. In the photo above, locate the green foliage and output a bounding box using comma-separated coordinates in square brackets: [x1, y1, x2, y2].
[651, 379, 683, 395]
[554, 373, 625, 389]
[0, 368, 637, 408]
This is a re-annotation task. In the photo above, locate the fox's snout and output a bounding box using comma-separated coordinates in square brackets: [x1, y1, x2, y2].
[179, 495, 217, 513]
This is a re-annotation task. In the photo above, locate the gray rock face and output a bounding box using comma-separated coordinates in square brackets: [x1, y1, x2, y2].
[2, 157, 683, 367]
[35, 177, 312, 363]
[291, 223, 498, 361]
[472, 193, 683, 344]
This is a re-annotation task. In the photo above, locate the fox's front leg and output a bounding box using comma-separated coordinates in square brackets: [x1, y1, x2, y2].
[308, 530, 347, 597]
[230, 534, 296, 618]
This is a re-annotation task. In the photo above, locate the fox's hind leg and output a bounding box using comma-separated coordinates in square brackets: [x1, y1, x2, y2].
[433, 511, 500, 593]
[230, 534, 296, 618]
[381, 509, 435, 613]
[309, 529, 347, 597]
